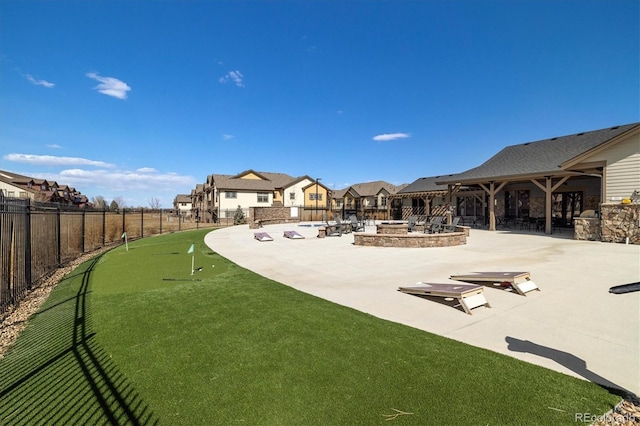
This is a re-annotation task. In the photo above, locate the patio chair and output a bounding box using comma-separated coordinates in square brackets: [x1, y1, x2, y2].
[323, 218, 343, 237]
[407, 216, 418, 232]
[441, 217, 460, 233]
[349, 214, 365, 232]
[335, 216, 351, 234]
[398, 281, 491, 315]
[424, 216, 444, 233]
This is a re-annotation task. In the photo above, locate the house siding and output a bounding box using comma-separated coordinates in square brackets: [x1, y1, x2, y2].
[587, 133, 640, 201]
[218, 191, 271, 217]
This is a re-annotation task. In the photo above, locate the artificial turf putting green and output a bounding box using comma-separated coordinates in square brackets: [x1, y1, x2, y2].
[0, 229, 621, 424]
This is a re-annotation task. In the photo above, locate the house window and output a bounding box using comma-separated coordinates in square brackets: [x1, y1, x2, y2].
[8, 191, 15, 197]
[289, 192, 296, 200]
[381, 197, 387, 207]
[225, 191, 237, 199]
[257, 193, 269, 203]
[504, 190, 530, 218]
[20, 192, 27, 197]
[310, 193, 323, 201]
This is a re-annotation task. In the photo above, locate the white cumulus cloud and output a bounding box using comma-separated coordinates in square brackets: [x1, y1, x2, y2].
[3, 153, 115, 168]
[223, 134, 234, 140]
[136, 167, 158, 173]
[219, 70, 244, 87]
[372, 132, 411, 142]
[86, 72, 131, 99]
[26, 74, 55, 88]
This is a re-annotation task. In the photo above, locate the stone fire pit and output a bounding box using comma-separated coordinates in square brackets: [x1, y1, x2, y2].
[354, 221, 470, 248]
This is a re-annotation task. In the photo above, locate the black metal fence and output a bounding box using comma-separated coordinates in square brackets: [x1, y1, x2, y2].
[0, 197, 216, 316]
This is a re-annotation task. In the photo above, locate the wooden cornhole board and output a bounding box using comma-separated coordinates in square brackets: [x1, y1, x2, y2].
[398, 282, 491, 315]
[283, 230, 305, 239]
[449, 272, 539, 296]
[254, 232, 273, 242]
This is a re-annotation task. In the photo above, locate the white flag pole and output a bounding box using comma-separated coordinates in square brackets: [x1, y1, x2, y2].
[122, 232, 128, 251]
[188, 243, 195, 275]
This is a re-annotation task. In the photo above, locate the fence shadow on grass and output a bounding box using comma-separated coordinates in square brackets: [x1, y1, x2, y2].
[0, 254, 158, 425]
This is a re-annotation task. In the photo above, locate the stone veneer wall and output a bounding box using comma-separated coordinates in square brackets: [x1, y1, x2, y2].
[600, 203, 639, 244]
[354, 232, 467, 248]
[573, 218, 601, 241]
[248, 206, 299, 229]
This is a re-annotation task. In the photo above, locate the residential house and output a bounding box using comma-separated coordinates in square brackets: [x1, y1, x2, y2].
[331, 180, 406, 220]
[301, 180, 329, 220]
[173, 194, 192, 218]
[0, 170, 88, 207]
[436, 122, 640, 233]
[187, 170, 330, 223]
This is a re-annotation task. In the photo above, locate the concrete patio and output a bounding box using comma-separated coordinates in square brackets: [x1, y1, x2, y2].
[204, 223, 640, 396]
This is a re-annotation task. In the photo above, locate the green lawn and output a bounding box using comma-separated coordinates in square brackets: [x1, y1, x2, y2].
[0, 229, 620, 425]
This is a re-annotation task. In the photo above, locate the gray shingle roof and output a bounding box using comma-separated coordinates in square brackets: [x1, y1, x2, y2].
[397, 175, 453, 194]
[341, 180, 405, 197]
[437, 123, 639, 184]
[212, 170, 297, 191]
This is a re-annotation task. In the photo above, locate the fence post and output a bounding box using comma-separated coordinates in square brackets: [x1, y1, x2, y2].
[56, 207, 61, 266]
[141, 208, 144, 238]
[102, 208, 106, 247]
[159, 209, 163, 234]
[25, 200, 32, 289]
[81, 208, 86, 253]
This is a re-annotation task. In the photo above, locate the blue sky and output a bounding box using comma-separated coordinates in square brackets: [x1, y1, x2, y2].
[1, 0, 638, 208]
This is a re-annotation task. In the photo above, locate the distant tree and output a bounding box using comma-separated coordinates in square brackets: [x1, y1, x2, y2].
[148, 197, 161, 210]
[233, 205, 246, 225]
[91, 196, 107, 209]
[109, 200, 119, 211]
[113, 196, 126, 208]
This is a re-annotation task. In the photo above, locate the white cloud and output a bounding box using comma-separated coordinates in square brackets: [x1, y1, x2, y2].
[57, 168, 192, 189]
[372, 132, 411, 142]
[46, 144, 63, 149]
[3, 153, 115, 168]
[26, 74, 55, 88]
[86, 72, 131, 99]
[219, 70, 244, 87]
[223, 134, 234, 140]
[31, 168, 196, 206]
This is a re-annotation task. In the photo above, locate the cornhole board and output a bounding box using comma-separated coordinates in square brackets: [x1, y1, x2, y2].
[254, 232, 273, 242]
[283, 230, 305, 239]
[449, 272, 539, 296]
[398, 282, 491, 315]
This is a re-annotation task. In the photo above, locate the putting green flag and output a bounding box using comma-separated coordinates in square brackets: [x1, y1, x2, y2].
[187, 243, 195, 254]
[121, 232, 126, 239]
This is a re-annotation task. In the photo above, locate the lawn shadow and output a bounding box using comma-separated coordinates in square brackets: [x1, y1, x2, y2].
[0, 254, 158, 425]
[505, 336, 638, 402]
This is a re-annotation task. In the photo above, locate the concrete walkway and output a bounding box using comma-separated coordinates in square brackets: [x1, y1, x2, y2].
[204, 223, 640, 395]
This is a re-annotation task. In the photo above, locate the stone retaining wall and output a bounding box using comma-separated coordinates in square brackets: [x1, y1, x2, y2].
[249, 206, 299, 229]
[354, 232, 467, 248]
